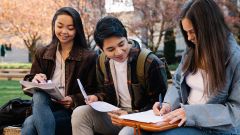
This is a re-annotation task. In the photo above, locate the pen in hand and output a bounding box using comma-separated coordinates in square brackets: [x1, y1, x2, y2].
[158, 93, 163, 116]
[32, 73, 47, 83]
[159, 93, 162, 109]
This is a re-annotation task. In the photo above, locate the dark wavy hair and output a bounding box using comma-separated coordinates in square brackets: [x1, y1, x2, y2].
[50, 7, 88, 49]
[179, 0, 230, 95]
[94, 16, 127, 49]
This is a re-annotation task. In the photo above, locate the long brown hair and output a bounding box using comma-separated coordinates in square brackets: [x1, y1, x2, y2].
[179, 0, 230, 95]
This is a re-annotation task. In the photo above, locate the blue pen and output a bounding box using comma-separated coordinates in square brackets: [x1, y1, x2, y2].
[159, 93, 162, 109]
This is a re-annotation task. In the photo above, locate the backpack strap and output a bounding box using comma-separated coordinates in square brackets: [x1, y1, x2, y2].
[99, 52, 108, 82]
[99, 47, 153, 88]
[136, 48, 152, 89]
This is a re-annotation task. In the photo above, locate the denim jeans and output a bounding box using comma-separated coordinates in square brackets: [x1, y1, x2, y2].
[141, 127, 240, 135]
[21, 91, 72, 135]
[119, 126, 137, 135]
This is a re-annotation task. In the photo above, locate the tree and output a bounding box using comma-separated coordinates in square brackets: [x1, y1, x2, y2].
[125, 0, 186, 53]
[163, 29, 176, 64]
[217, 0, 240, 44]
[57, 0, 106, 49]
[75, 0, 105, 49]
[0, 0, 60, 62]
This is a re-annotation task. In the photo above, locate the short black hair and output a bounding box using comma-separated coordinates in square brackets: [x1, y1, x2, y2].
[94, 16, 127, 49]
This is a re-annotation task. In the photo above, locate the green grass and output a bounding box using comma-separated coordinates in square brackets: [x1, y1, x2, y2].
[0, 80, 31, 106]
[0, 63, 32, 69]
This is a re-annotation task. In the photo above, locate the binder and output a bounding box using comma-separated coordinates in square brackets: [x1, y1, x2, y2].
[111, 116, 179, 135]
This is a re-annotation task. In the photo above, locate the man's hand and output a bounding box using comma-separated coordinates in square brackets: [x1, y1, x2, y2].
[85, 95, 98, 104]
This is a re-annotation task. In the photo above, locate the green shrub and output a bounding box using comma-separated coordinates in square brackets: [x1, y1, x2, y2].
[164, 30, 176, 65]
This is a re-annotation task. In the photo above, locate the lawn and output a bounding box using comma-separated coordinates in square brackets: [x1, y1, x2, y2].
[0, 63, 31, 69]
[0, 80, 31, 106]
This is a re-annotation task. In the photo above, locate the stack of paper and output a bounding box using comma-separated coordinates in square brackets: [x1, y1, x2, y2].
[77, 78, 120, 112]
[20, 80, 64, 100]
[119, 110, 163, 123]
[89, 101, 120, 112]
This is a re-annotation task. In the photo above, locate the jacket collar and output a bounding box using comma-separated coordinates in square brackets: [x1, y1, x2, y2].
[68, 44, 83, 61]
[43, 43, 83, 61]
[42, 43, 57, 61]
[225, 33, 239, 66]
[127, 40, 141, 64]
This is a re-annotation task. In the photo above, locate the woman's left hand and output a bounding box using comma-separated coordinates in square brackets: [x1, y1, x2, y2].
[108, 110, 128, 126]
[163, 108, 186, 127]
[57, 96, 73, 109]
[108, 110, 128, 118]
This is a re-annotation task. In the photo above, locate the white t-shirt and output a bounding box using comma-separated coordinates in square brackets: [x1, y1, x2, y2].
[110, 59, 132, 108]
[186, 69, 209, 104]
[51, 48, 65, 97]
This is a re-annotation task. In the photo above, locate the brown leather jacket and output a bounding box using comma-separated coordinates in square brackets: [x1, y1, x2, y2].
[24, 43, 98, 108]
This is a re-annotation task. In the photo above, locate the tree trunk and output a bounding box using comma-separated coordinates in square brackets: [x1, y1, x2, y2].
[140, 27, 148, 48]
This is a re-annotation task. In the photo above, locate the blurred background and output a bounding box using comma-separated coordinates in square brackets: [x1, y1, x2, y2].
[0, 0, 239, 105]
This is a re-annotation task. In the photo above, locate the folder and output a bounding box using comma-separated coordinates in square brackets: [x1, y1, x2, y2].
[110, 111, 179, 135]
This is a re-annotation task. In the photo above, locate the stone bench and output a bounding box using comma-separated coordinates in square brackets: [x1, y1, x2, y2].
[3, 126, 21, 135]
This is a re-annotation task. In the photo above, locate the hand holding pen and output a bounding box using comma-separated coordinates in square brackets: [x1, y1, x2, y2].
[32, 73, 47, 83]
[152, 94, 186, 127]
[152, 94, 171, 116]
[76, 79, 98, 104]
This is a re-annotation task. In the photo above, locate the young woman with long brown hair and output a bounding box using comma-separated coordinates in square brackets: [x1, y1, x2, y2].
[149, 0, 240, 134]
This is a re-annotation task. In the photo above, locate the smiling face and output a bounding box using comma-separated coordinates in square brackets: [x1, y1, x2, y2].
[102, 36, 130, 63]
[54, 14, 76, 45]
[182, 18, 197, 45]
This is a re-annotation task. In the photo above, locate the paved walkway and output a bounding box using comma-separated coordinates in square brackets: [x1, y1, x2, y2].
[1, 47, 28, 63]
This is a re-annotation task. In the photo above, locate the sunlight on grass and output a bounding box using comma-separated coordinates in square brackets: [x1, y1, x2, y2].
[0, 63, 32, 69]
[0, 80, 31, 106]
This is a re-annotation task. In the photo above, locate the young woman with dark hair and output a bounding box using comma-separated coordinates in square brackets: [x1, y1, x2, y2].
[21, 7, 97, 135]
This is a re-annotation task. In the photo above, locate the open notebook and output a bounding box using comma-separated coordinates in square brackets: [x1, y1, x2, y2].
[20, 80, 64, 100]
[119, 110, 163, 123]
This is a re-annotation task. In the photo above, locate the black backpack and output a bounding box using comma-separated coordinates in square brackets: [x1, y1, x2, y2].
[0, 98, 32, 133]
